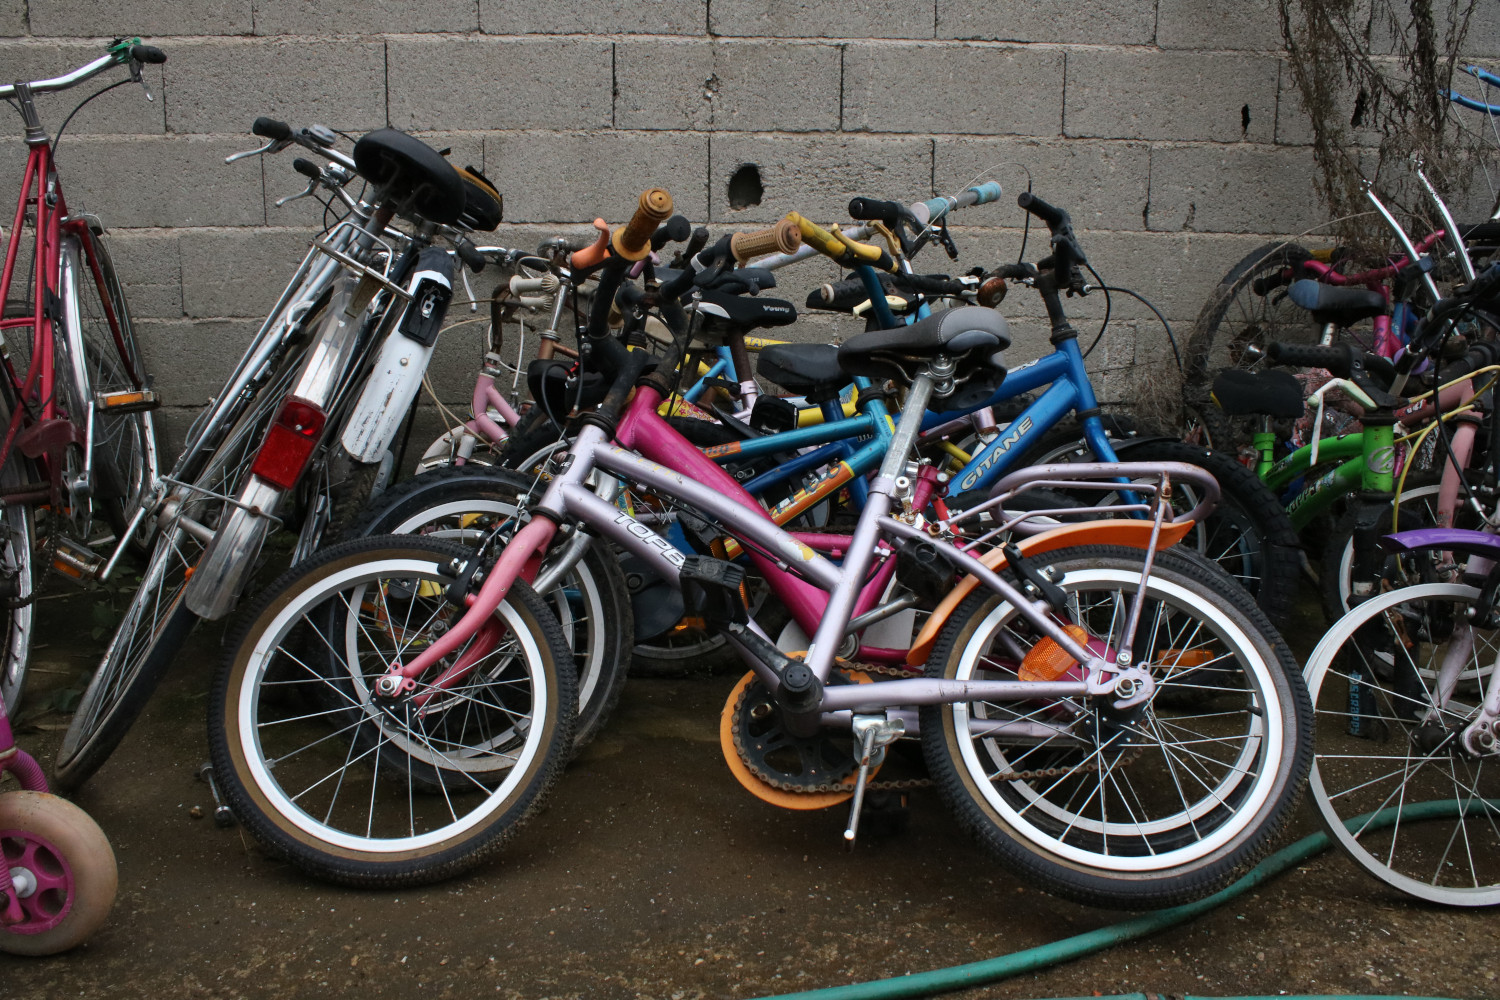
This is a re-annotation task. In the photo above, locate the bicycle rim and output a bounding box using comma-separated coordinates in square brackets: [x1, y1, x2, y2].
[1306, 583, 1500, 905]
[929, 553, 1295, 875]
[218, 546, 571, 869]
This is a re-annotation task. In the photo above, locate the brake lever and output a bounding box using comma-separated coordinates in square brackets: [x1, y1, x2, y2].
[274, 175, 320, 208]
[225, 138, 288, 165]
[129, 59, 155, 102]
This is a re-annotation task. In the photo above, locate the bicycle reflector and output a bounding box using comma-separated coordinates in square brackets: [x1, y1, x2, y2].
[1018, 623, 1090, 682]
[250, 397, 327, 490]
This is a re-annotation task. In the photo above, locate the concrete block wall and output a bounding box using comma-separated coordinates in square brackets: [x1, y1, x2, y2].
[0, 0, 1496, 443]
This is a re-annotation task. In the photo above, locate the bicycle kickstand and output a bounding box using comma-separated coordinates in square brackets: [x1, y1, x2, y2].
[843, 715, 906, 848]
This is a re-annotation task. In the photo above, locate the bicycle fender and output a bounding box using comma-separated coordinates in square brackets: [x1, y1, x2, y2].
[1380, 527, 1500, 562]
[341, 247, 454, 463]
[905, 519, 1194, 666]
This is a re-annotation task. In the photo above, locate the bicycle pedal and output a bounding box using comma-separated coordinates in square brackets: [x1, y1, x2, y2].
[679, 555, 748, 627]
[50, 535, 105, 583]
[95, 388, 160, 413]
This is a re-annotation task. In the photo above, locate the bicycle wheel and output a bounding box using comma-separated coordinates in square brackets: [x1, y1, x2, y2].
[1182, 242, 1320, 393]
[52, 333, 309, 790]
[1305, 583, 1500, 905]
[56, 228, 156, 540]
[920, 544, 1312, 909]
[0, 790, 118, 955]
[349, 465, 632, 752]
[0, 451, 35, 713]
[208, 535, 575, 887]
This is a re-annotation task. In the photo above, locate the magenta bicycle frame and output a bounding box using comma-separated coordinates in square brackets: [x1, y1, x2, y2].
[0, 138, 134, 502]
[1298, 230, 1447, 359]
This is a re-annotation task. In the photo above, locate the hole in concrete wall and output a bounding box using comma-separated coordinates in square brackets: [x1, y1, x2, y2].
[727, 163, 763, 210]
[1241, 104, 1251, 133]
[1350, 88, 1369, 128]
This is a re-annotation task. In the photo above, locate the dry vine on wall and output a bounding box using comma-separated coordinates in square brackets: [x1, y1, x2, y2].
[1278, 0, 1483, 251]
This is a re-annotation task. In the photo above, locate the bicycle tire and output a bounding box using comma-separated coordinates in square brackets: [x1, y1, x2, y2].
[0, 439, 35, 713]
[1304, 582, 1500, 905]
[52, 324, 312, 790]
[920, 544, 1312, 909]
[348, 464, 632, 752]
[208, 535, 575, 887]
[1319, 480, 1467, 623]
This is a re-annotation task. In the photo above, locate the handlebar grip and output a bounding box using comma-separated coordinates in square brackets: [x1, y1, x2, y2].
[847, 197, 906, 225]
[130, 44, 167, 64]
[453, 236, 487, 274]
[651, 214, 692, 252]
[568, 219, 611, 271]
[292, 157, 320, 180]
[252, 117, 292, 141]
[1016, 191, 1068, 230]
[788, 212, 846, 259]
[612, 188, 673, 262]
[966, 181, 1002, 206]
[730, 219, 802, 263]
[1266, 341, 1355, 376]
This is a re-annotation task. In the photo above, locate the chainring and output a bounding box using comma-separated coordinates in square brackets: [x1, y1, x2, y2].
[719, 664, 877, 810]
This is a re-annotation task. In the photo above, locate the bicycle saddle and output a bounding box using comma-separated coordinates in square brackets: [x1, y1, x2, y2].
[1211, 368, 1306, 419]
[757, 343, 851, 403]
[694, 288, 797, 330]
[1287, 278, 1386, 326]
[455, 165, 502, 232]
[838, 306, 1009, 403]
[352, 128, 465, 226]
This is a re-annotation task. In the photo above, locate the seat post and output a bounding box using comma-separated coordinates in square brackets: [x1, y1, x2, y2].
[873, 371, 935, 490]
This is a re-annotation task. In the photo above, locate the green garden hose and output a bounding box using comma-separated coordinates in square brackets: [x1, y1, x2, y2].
[756, 801, 1473, 1000]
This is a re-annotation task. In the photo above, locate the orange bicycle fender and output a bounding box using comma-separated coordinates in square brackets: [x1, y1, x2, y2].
[905, 519, 1195, 666]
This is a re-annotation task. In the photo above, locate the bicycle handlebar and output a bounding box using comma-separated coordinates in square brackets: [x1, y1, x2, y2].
[0, 37, 163, 100]
[1017, 191, 1087, 282]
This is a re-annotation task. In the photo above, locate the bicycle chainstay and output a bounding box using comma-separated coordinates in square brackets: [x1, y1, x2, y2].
[728, 659, 1140, 794]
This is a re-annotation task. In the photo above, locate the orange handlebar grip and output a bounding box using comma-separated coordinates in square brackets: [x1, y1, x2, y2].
[730, 219, 802, 263]
[612, 188, 673, 261]
[568, 219, 611, 270]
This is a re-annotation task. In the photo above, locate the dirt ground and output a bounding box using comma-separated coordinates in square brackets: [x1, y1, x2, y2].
[4, 591, 1500, 1000]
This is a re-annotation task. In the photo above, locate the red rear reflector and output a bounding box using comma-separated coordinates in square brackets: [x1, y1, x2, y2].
[250, 397, 326, 491]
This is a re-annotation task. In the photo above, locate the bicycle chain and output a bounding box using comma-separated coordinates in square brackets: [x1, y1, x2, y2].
[2, 527, 57, 610]
[728, 661, 1139, 794]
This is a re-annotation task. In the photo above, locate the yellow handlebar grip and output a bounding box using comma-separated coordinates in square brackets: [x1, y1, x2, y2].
[786, 212, 844, 259]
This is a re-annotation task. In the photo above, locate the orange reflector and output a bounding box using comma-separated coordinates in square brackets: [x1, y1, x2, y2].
[1019, 624, 1090, 682]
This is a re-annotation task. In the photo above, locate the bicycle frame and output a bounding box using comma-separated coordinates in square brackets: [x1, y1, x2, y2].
[377, 365, 1215, 734]
[0, 126, 135, 509]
